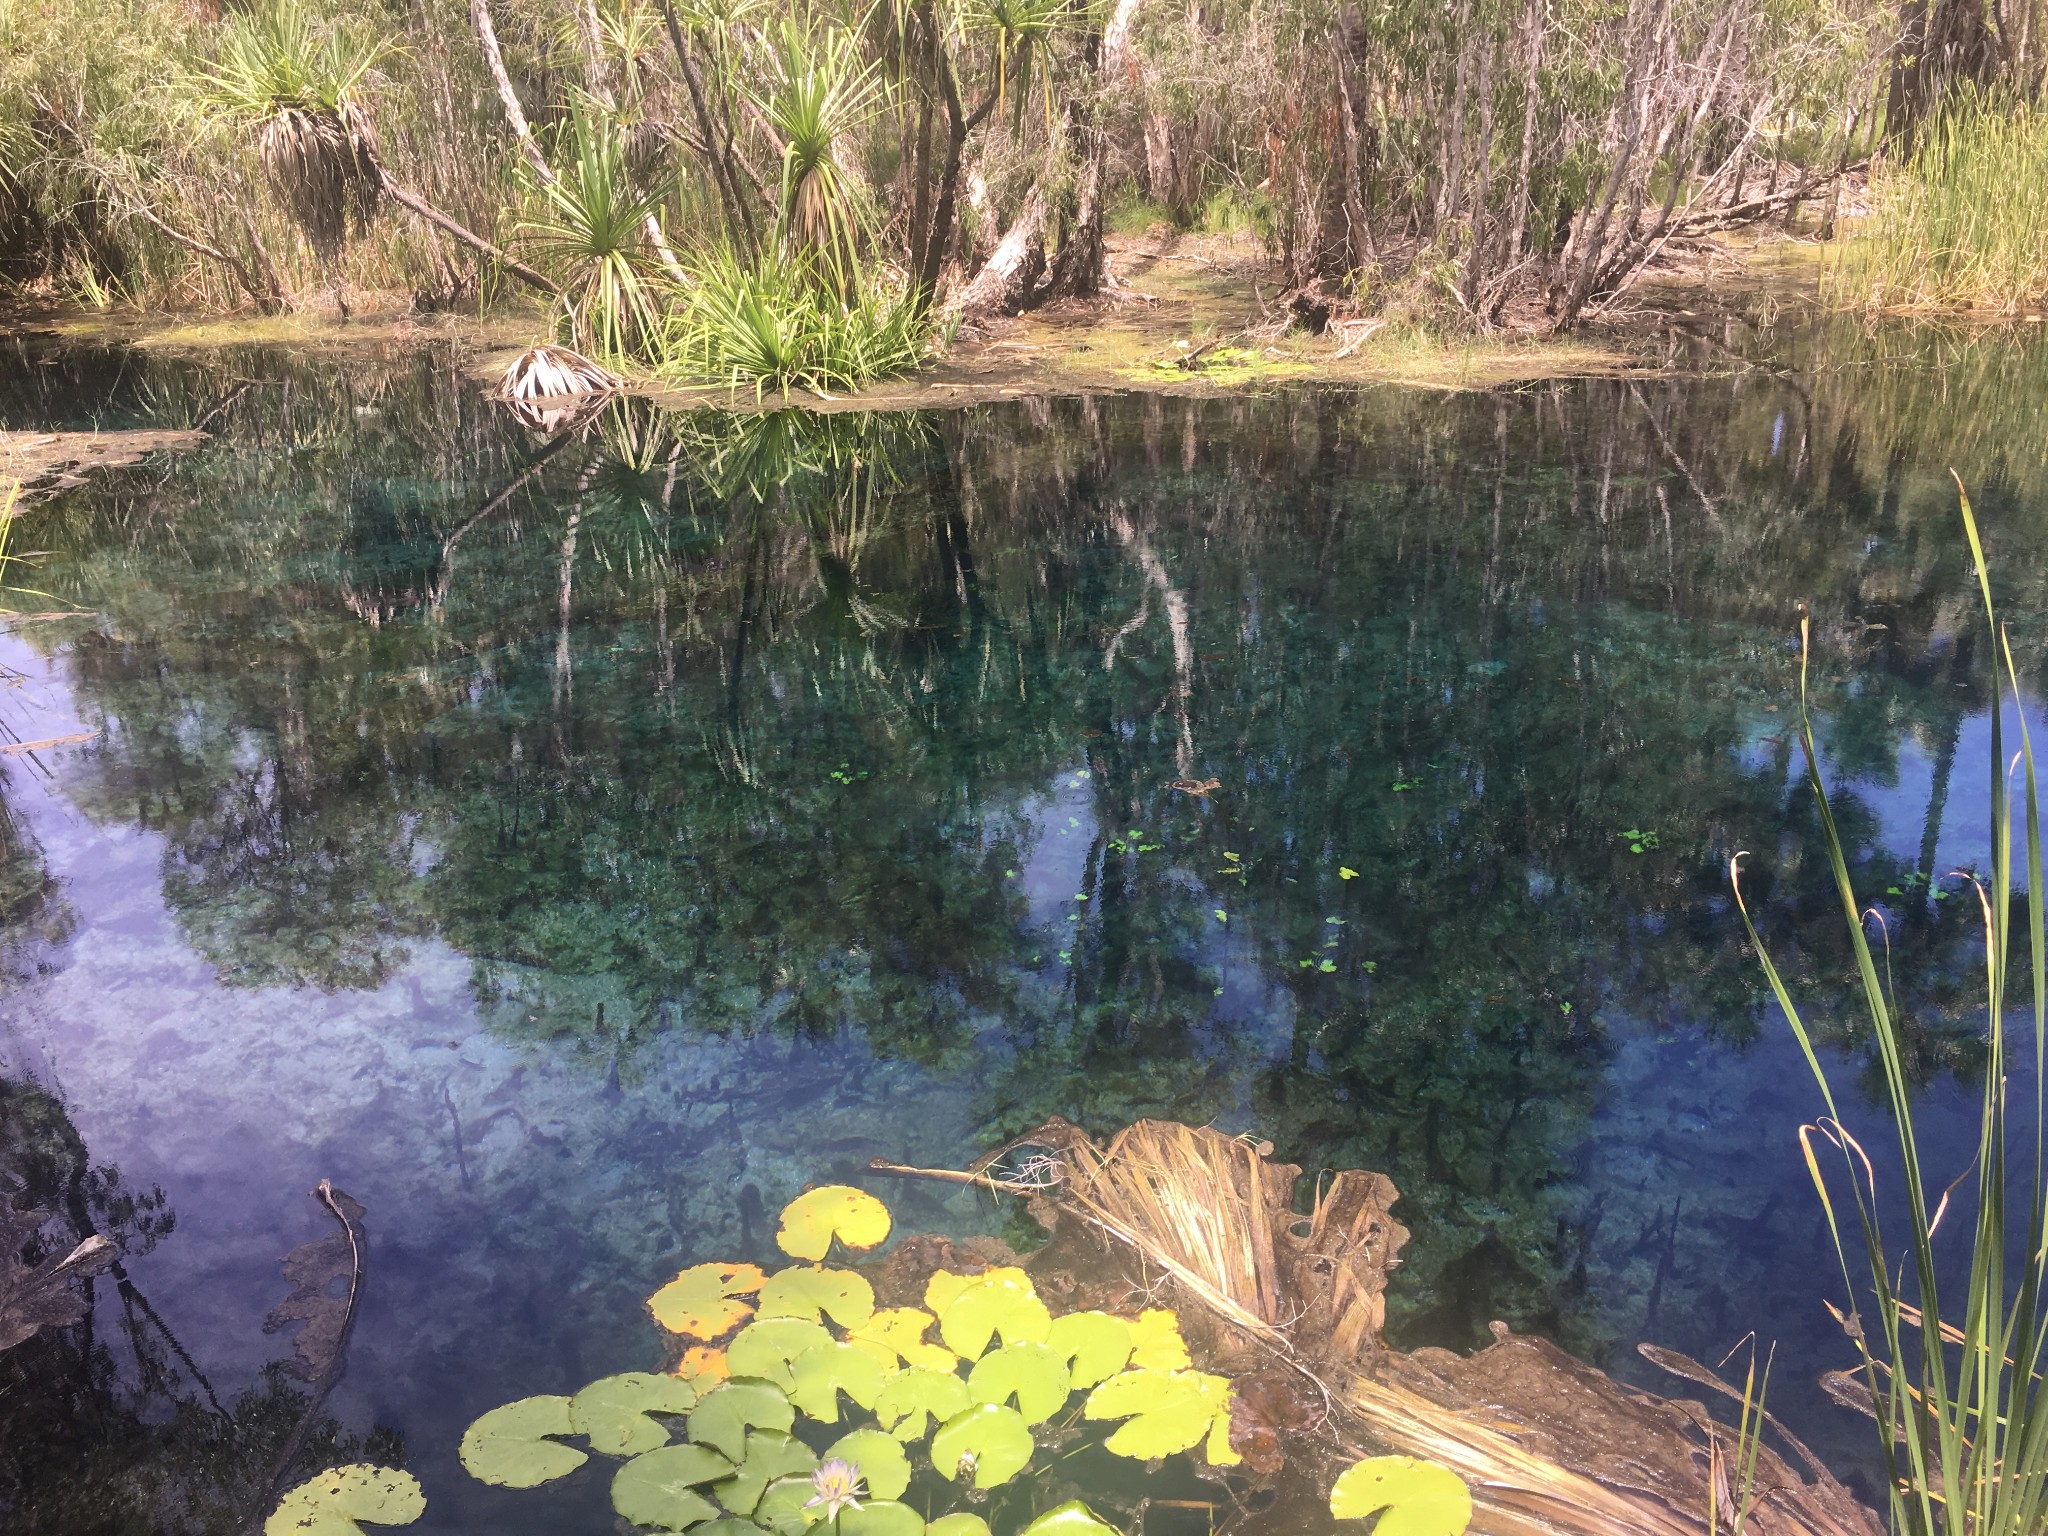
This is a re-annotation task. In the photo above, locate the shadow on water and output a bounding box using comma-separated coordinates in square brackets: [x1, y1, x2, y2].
[4, 316, 2048, 1529]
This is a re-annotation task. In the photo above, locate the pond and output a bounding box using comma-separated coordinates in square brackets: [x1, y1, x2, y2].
[2, 320, 2046, 1533]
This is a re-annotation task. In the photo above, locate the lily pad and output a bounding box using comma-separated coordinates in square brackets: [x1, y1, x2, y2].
[967, 1343, 1071, 1425]
[1045, 1312, 1133, 1388]
[874, 1367, 973, 1442]
[777, 1186, 893, 1262]
[840, 1502, 927, 1536]
[1018, 1502, 1122, 1536]
[1328, 1456, 1473, 1536]
[692, 1523, 764, 1536]
[758, 1266, 877, 1331]
[930, 1403, 1036, 1489]
[713, 1431, 819, 1517]
[688, 1379, 796, 1462]
[648, 1262, 767, 1341]
[1203, 1405, 1242, 1467]
[572, 1372, 698, 1456]
[847, 1306, 958, 1372]
[789, 1340, 888, 1422]
[727, 1318, 835, 1392]
[923, 1266, 1028, 1318]
[937, 1273, 1051, 1359]
[611, 1444, 736, 1530]
[754, 1476, 827, 1536]
[1084, 1369, 1230, 1459]
[459, 1395, 587, 1488]
[678, 1346, 731, 1384]
[926, 1517, 993, 1536]
[825, 1428, 914, 1502]
[265, 1465, 425, 1536]
[1124, 1309, 1190, 1372]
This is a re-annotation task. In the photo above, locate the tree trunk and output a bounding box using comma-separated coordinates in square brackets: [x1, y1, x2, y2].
[951, 184, 1050, 317]
[378, 177, 560, 296]
[470, 0, 554, 185]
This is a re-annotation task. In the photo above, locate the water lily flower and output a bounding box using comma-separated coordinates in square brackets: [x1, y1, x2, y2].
[805, 1458, 865, 1521]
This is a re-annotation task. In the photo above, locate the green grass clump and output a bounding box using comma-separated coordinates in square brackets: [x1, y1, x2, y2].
[1829, 92, 2048, 314]
[662, 247, 929, 398]
[1739, 482, 2048, 1535]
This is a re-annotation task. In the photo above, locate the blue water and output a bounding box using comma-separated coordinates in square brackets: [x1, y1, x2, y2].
[3, 324, 2047, 1530]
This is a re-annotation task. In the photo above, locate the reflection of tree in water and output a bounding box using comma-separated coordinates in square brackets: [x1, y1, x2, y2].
[0, 1080, 397, 1533]
[20, 341, 2046, 1360]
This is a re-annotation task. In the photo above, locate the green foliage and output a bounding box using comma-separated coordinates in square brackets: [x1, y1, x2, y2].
[1738, 484, 2048, 1536]
[457, 1395, 588, 1487]
[265, 1465, 424, 1536]
[522, 99, 671, 360]
[755, 19, 882, 285]
[662, 245, 930, 397]
[1327, 1456, 1473, 1536]
[1830, 90, 2048, 314]
[573, 1372, 703, 1455]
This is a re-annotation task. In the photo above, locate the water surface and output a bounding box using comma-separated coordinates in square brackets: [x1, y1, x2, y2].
[4, 323, 2047, 1531]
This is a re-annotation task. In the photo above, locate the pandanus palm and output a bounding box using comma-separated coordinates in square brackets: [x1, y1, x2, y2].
[755, 19, 884, 288]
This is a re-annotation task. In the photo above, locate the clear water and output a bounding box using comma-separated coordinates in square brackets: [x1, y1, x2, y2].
[3, 321, 2047, 1532]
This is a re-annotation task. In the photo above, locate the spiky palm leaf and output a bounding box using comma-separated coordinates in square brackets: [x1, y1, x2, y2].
[755, 19, 884, 288]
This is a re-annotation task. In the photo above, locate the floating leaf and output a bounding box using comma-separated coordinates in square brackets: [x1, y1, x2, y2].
[692, 1522, 763, 1536]
[572, 1372, 698, 1456]
[1328, 1456, 1473, 1536]
[847, 1307, 958, 1372]
[1339, 867, 1359, 880]
[926, 1518, 993, 1536]
[265, 1465, 423, 1536]
[728, 1318, 835, 1391]
[789, 1341, 888, 1422]
[874, 1367, 973, 1442]
[713, 1431, 818, 1517]
[459, 1396, 587, 1487]
[1203, 1406, 1242, 1467]
[1018, 1502, 1122, 1536]
[688, 1379, 796, 1462]
[967, 1343, 1071, 1425]
[930, 1403, 1035, 1489]
[826, 1428, 914, 1501]
[758, 1266, 876, 1331]
[938, 1273, 1051, 1359]
[1045, 1312, 1132, 1388]
[677, 1346, 731, 1384]
[922, 1269, 984, 1317]
[611, 1444, 735, 1530]
[1085, 1369, 1230, 1459]
[1124, 1310, 1190, 1372]
[751, 1479, 825, 1536]
[648, 1263, 767, 1341]
[777, 1186, 892, 1261]
[840, 1502, 926, 1536]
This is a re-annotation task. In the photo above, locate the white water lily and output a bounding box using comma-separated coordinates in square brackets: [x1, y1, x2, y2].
[805, 1458, 865, 1521]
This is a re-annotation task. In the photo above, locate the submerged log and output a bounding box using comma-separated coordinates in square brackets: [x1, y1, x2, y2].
[879, 1119, 1882, 1536]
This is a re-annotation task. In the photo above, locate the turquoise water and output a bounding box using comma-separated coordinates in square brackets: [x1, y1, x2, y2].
[3, 325, 2047, 1531]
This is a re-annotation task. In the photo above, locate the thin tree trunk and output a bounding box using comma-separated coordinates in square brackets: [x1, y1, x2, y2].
[952, 183, 1050, 316]
[378, 178, 560, 295]
[470, 0, 555, 184]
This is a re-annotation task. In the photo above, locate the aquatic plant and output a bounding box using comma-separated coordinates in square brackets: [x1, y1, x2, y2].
[265, 1464, 422, 1536]
[1737, 483, 2048, 1535]
[455, 1182, 1472, 1535]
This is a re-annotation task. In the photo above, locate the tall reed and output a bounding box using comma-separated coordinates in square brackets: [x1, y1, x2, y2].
[1829, 92, 2048, 314]
[1736, 482, 2048, 1534]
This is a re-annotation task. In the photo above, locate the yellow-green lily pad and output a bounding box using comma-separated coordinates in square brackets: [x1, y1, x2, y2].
[874, 1367, 973, 1442]
[967, 1343, 1071, 1425]
[1045, 1312, 1133, 1388]
[825, 1428, 914, 1502]
[611, 1444, 736, 1530]
[758, 1266, 878, 1331]
[693, 1523, 765, 1536]
[923, 1266, 1028, 1317]
[1203, 1406, 1242, 1467]
[789, 1340, 888, 1422]
[265, 1465, 424, 1536]
[926, 1517, 992, 1536]
[1083, 1369, 1230, 1459]
[937, 1273, 1051, 1359]
[840, 1502, 926, 1536]
[571, 1372, 698, 1456]
[728, 1318, 835, 1392]
[688, 1379, 796, 1462]
[458, 1395, 587, 1488]
[647, 1262, 767, 1341]
[1018, 1502, 1122, 1536]
[1328, 1456, 1473, 1536]
[713, 1431, 819, 1517]
[930, 1403, 1035, 1489]
[847, 1307, 958, 1372]
[1123, 1310, 1190, 1372]
[754, 1476, 828, 1536]
[777, 1186, 893, 1261]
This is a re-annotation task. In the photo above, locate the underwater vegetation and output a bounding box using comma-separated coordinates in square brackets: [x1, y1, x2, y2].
[264, 1182, 1472, 1536]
